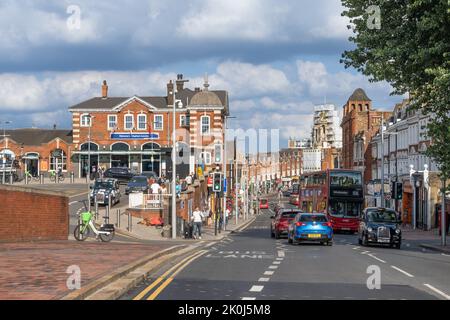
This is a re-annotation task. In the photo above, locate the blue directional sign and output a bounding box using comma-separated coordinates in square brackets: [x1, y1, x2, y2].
[111, 132, 159, 140]
[223, 178, 227, 193]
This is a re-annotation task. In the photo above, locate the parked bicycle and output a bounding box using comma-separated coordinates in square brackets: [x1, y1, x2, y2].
[74, 210, 115, 242]
[49, 170, 65, 182]
[24, 170, 40, 183]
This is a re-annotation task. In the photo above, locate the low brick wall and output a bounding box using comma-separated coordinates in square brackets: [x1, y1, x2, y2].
[0, 185, 69, 242]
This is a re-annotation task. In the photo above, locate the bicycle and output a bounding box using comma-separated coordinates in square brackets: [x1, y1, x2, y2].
[24, 170, 40, 183]
[49, 170, 65, 182]
[74, 210, 115, 242]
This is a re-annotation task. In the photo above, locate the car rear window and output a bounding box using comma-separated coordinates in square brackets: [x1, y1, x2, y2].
[281, 211, 300, 219]
[261, 199, 268, 204]
[300, 215, 327, 222]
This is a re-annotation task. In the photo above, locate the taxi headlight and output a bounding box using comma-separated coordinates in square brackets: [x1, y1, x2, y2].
[395, 228, 401, 234]
[367, 227, 373, 233]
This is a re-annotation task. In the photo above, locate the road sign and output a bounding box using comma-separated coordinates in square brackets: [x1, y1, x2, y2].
[223, 178, 227, 192]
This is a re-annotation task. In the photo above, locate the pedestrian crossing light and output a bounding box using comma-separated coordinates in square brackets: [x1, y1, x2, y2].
[213, 172, 222, 193]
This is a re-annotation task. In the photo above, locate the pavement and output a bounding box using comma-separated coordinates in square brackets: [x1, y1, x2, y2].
[0, 240, 174, 300]
[120, 196, 450, 300]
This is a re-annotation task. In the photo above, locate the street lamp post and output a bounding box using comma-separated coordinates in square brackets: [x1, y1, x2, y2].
[171, 81, 177, 239]
[441, 179, 447, 246]
[1, 121, 12, 185]
[86, 115, 94, 212]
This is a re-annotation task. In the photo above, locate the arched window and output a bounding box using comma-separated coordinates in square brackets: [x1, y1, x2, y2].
[111, 142, 130, 152]
[50, 149, 67, 171]
[80, 142, 99, 151]
[358, 104, 363, 112]
[142, 142, 161, 151]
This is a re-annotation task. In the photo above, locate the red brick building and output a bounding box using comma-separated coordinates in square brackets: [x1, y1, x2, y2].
[341, 88, 390, 183]
[68, 75, 229, 178]
[0, 129, 73, 177]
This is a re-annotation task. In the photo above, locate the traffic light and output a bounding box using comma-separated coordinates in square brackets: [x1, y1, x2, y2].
[395, 182, 403, 200]
[214, 144, 222, 164]
[213, 172, 222, 192]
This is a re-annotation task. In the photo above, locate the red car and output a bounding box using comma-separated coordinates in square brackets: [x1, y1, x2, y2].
[259, 199, 269, 209]
[271, 209, 303, 239]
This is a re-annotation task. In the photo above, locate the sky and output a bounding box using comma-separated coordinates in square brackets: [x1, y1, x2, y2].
[0, 0, 404, 149]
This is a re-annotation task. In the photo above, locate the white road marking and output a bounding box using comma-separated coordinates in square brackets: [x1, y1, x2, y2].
[258, 278, 270, 282]
[268, 265, 278, 269]
[368, 254, 386, 263]
[361, 251, 370, 255]
[204, 242, 215, 248]
[242, 297, 256, 300]
[423, 284, 450, 300]
[352, 246, 361, 250]
[277, 250, 285, 257]
[391, 266, 414, 278]
[441, 253, 450, 257]
[264, 271, 274, 276]
[249, 285, 264, 292]
[272, 261, 281, 265]
[69, 201, 79, 206]
[276, 257, 284, 261]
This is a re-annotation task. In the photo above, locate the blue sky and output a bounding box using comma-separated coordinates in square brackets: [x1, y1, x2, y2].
[0, 0, 404, 148]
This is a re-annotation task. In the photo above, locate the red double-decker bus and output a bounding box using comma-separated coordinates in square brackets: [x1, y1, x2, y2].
[298, 169, 364, 233]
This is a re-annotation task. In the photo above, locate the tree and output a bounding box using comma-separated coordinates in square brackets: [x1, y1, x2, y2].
[340, 0, 450, 184]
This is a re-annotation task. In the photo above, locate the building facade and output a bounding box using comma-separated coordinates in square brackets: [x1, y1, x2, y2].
[312, 104, 342, 149]
[341, 88, 389, 184]
[68, 75, 229, 179]
[370, 99, 441, 229]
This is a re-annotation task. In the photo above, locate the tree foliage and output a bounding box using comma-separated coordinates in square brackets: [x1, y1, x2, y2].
[341, 0, 450, 182]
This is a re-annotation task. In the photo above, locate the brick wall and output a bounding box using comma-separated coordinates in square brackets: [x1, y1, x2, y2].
[0, 185, 69, 242]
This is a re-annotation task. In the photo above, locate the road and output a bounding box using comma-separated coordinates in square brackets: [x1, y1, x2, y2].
[121, 196, 450, 300]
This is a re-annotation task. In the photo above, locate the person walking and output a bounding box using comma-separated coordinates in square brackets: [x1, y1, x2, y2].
[191, 207, 204, 240]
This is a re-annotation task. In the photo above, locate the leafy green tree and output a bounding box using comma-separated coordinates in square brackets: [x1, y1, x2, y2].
[340, 0, 450, 184]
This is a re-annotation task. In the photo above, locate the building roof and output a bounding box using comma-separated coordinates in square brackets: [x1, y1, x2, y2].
[2, 129, 73, 146]
[68, 88, 228, 111]
[190, 91, 223, 106]
[348, 88, 371, 102]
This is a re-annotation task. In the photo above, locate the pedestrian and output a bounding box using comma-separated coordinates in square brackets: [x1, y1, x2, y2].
[185, 173, 193, 185]
[150, 181, 161, 194]
[225, 207, 230, 226]
[191, 207, 204, 240]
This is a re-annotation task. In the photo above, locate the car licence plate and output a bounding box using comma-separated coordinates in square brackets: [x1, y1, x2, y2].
[378, 238, 390, 243]
[341, 227, 350, 231]
[308, 234, 321, 239]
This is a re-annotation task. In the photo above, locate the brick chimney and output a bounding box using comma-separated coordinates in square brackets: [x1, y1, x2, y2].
[167, 80, 174, 106]
[101, 80, 108, 99]
[176, 74, 189, 92]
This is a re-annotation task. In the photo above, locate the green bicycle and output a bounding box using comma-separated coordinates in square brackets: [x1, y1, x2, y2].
[74, 211, 115, 242]
[24, 170, 40, 183]
[49, 170, 65, 182]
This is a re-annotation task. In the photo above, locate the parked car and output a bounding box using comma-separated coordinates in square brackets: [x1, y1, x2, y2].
[358, 207, 402, 249]
[288, 213, 333, 246]
[282, 188, 291, 197]
[90, 178, 121, 206]
[125, 176, 150, 195]
[271, 209, 303, 239]
[103, 167, 134, 183]
[259, 199, 269, 209]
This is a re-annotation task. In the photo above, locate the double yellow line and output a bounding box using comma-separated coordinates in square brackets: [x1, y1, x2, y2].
[133, 250, 208, 300]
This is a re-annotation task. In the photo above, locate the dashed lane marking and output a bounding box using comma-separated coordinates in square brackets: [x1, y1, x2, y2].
[249, 285, 264, 292]
[361, 251, 370, 255]
[272, 261, 281, 265]
[276, 258, 284, 261]
[391, 266, 414, 278]
[423, 284, 450, 300]
[368, 254, 386, 264]
[268, 266, 278, 270]
[264, 271, 274, 276]
[258, 278, 270, 282]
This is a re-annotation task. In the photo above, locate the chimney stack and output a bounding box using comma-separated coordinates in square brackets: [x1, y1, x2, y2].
[167, 80, 174, 106]
[101, 80, 108, 99]
[176, 74, 189, 92]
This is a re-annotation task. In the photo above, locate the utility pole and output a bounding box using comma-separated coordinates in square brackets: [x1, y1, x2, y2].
[441, 178, 447, 246]
[87, 115, 93, 211]
[380, 114, 385, 208]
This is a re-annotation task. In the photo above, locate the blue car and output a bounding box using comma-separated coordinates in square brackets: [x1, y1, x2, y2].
[288, 213, 333, 246]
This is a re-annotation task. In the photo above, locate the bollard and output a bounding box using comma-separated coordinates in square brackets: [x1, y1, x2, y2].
[9, 174, 13, 185]
[70, 172, 74, 184]
[40, 173, 44, 184]
[128, 212, 132, 232]
[116, 209, 120, 228]
[95, 199, 99, 220]
[25, 174, 28, 185]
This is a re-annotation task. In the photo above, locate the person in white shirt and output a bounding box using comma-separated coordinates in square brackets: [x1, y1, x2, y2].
[150, 182, 161, 194]
[185, 174, 193, 185]
[191, 207, 204, 239]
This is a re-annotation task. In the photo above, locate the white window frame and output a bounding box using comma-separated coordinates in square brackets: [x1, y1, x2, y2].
[137, 114, 147, 131]
[200, 152, 212, 165]
[180, 115, 187, 127]
[201, 116, 210, 135]
[124, 114, 134, 130]
[107, 115, 117, 131]
[80, 113, 91, 127]
[154, 115, 163, 131]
